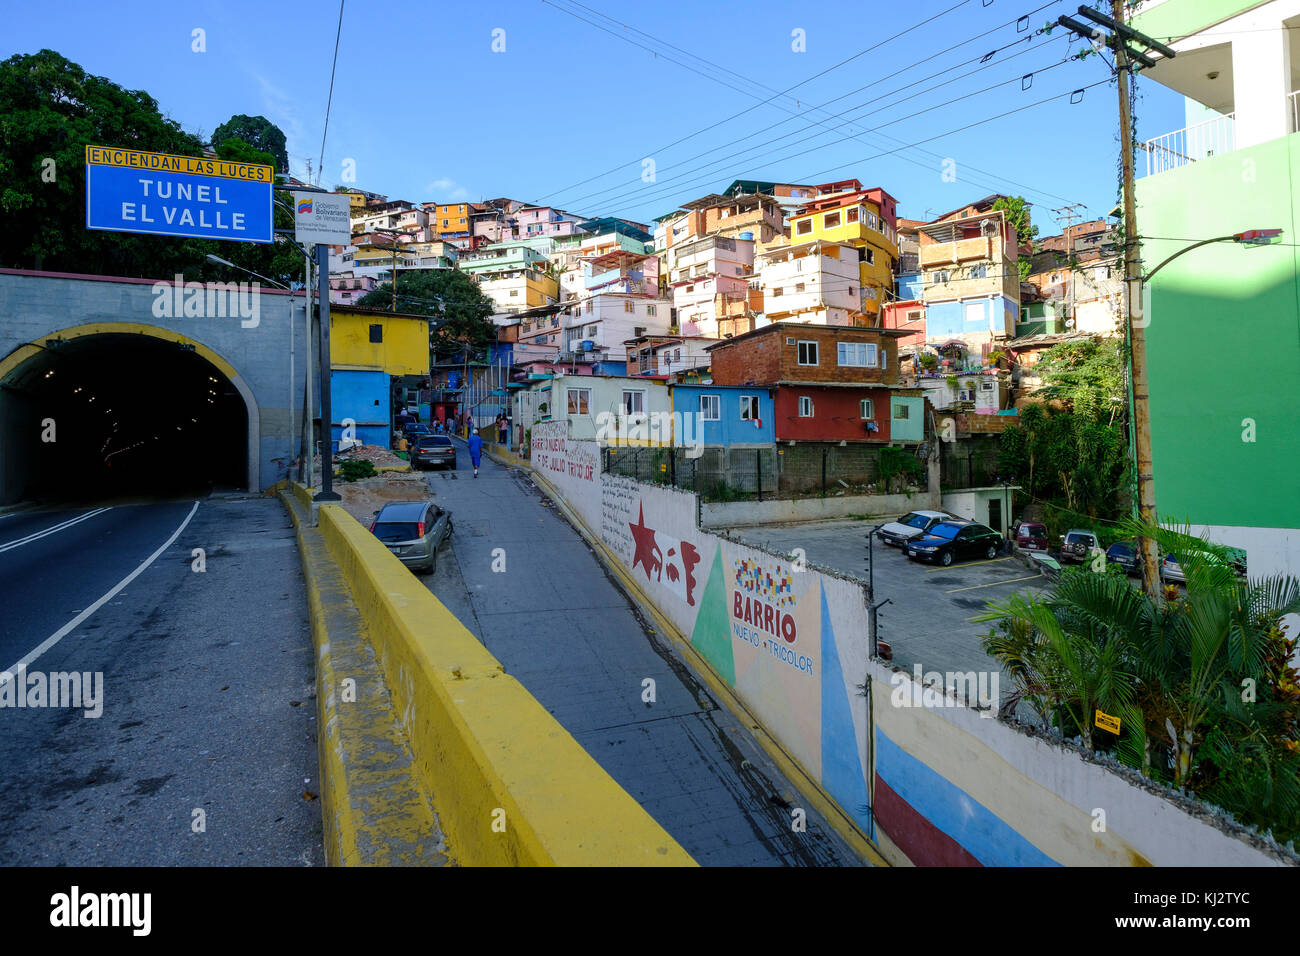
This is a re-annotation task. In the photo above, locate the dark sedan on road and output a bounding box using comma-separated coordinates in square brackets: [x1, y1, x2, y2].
[1106, 540, 1141, 575]
[904, 520, 1002, 566]
[403, 422, 431, 444]
[369, 500, 452, 574]
[413, 435, 457, 470]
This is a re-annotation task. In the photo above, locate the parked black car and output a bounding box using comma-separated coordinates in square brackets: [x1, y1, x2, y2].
[1106, 540, 1141, 575]
[403, 422, 431, 444]
[904, 520, 1003, 566]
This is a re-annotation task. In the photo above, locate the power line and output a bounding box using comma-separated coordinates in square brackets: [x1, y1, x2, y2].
[588, 71, 1103, 218]
[564, 31, 1068, 211]
[317, 0, 346, 187]
[534, 0, 978, 202]
[574, 45, 1083, 215]
[542, 0, 1084, 214]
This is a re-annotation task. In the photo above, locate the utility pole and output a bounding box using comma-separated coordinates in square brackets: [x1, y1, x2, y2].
[1057, 4, 1175, 599]
[1051, 202, 1086, 327]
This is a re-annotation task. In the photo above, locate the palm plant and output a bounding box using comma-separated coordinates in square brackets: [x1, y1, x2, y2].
[981, 518, 1300, 814]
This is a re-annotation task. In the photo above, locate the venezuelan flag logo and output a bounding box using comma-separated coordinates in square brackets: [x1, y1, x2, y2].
[297, 198, 313, 215]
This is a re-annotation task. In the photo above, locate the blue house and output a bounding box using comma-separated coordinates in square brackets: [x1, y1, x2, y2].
[669, 384, 775, 447]
[330, 368, 393, 449]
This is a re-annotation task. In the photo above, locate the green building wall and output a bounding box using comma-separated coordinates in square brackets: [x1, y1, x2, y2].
[1135, 131, 1300, 537]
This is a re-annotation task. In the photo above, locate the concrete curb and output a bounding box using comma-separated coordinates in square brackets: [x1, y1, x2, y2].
[280, 487, 449, 866]
[501, 454, 889, 867]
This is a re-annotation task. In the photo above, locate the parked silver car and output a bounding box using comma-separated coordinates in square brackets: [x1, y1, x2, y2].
[876, 510, 955, 547]
[369, 500, 452, 574]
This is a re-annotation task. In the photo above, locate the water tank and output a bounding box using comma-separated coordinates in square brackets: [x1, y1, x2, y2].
[581, 340, 594, 351]
[739, 231, 753, 240]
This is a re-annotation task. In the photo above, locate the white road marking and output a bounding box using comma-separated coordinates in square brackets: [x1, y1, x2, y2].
[0, 501, 200, 684]
[0, 507, 114, 553]
[945, 573, 1043, 594]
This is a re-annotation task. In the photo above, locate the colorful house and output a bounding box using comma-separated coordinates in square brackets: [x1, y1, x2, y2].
[786, 185, 900, 323]
[328, 306, 430, 449]
[669, 384, 776, 446]
[917, 207, 1019, 352]
[705, 322, 924, 444]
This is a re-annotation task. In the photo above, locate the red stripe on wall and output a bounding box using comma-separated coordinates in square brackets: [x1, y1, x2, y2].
[874, 775, 982, 867]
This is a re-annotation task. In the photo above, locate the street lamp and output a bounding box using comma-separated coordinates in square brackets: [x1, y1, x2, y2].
[865, 526, 887, 658]
[205, 253, 290, 290]
[995, 473, 1015, 544]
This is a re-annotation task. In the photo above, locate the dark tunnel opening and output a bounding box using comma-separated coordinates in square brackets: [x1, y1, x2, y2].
[1, 333, 248, 503]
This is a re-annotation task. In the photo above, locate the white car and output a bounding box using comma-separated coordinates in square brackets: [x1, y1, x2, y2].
[876, 510, 955, 547]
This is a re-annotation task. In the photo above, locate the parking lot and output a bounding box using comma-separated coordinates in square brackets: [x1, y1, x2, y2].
[725, 518, 1056, 696]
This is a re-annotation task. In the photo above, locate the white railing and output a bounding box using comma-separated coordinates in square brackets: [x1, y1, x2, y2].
[1143, 113, 1236, 175]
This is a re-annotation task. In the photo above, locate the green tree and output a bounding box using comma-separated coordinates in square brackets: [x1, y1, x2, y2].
[355, 267, 497, 351]
[0, 50, 306, 287]
[997, 338, 1128, 520]
[993, 195, 1039, 281]
[211, 114, 289, 174]
[0, 49, 209, 273]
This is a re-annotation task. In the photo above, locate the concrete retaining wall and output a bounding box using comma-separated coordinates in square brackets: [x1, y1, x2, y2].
[700, 492, 923, 528]
[526, 420, 1293, 867]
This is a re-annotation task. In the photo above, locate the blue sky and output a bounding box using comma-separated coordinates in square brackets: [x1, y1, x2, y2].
[5, 0, 1186, 233]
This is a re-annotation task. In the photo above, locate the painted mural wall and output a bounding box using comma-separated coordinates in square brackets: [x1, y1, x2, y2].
[531, 419, 875, 837]
[527, 419, 1290, 868]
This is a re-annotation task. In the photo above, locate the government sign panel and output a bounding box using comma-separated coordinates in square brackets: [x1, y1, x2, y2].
[85, 145, 274, 243]
[292, 191, 352, 246]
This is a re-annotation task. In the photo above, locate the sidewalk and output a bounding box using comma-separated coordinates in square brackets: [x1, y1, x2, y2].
[422, 439, 864, 866]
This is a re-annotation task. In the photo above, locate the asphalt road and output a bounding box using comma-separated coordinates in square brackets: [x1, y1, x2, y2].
[417, 444, 865, 867]
[0, 495, 324, 866]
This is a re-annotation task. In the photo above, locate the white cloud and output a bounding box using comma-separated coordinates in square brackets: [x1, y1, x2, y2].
[424, 178, 470, 201]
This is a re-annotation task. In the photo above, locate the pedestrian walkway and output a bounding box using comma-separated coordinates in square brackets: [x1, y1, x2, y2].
[419, 442, 864, 866]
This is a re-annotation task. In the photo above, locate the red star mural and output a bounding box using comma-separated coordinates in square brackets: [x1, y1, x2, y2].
[629, 503, 663, 581]
[628, 503, 703, 606]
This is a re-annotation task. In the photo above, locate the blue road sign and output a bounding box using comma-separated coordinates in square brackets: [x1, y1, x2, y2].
[85, 145, 274, 243]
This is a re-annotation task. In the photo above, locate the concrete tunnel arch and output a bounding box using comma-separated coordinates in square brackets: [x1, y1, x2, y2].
[0, 321, 261, 499]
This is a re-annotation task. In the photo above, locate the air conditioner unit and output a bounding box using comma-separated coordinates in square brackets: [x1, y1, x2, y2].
[786, 337, 796, 345]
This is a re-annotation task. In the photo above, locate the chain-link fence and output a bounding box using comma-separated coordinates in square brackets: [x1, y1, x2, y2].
[603, 446, 779, 499]
[603, 443, 936, 499]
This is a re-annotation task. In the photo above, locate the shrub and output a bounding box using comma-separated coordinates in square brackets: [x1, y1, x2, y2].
[339, 459, 377, 482]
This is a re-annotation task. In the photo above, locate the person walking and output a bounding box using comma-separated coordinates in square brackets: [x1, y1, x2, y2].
[467, 428, 484, 478]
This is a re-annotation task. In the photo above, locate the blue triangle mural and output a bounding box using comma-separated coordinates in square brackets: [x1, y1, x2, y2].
[819, 582, 871, 828]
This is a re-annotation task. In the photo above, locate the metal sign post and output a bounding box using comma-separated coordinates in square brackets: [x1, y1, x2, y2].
[314, 241, 341, 502]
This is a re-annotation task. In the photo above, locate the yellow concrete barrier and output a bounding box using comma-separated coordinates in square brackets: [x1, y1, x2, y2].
[315, 501, 694, 866]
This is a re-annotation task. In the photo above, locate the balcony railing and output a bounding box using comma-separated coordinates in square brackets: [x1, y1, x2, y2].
[1143, 113, 1236, 175]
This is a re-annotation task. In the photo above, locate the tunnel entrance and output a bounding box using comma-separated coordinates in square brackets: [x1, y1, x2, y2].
[0, 331, 252, 503]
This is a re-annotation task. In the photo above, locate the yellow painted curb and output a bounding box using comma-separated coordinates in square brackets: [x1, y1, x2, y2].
[281, 488, 448, 866]
[308, 490, 695, 867]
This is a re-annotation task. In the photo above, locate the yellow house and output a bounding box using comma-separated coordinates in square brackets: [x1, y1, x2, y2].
[327, 306, 430, 449]
[434, 203, 471, 236]
[330, 306, 429, 374]
[788, 189, 899, 322]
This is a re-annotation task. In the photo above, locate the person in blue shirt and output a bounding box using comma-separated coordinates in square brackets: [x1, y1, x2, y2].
[467, 428, 484, 478]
